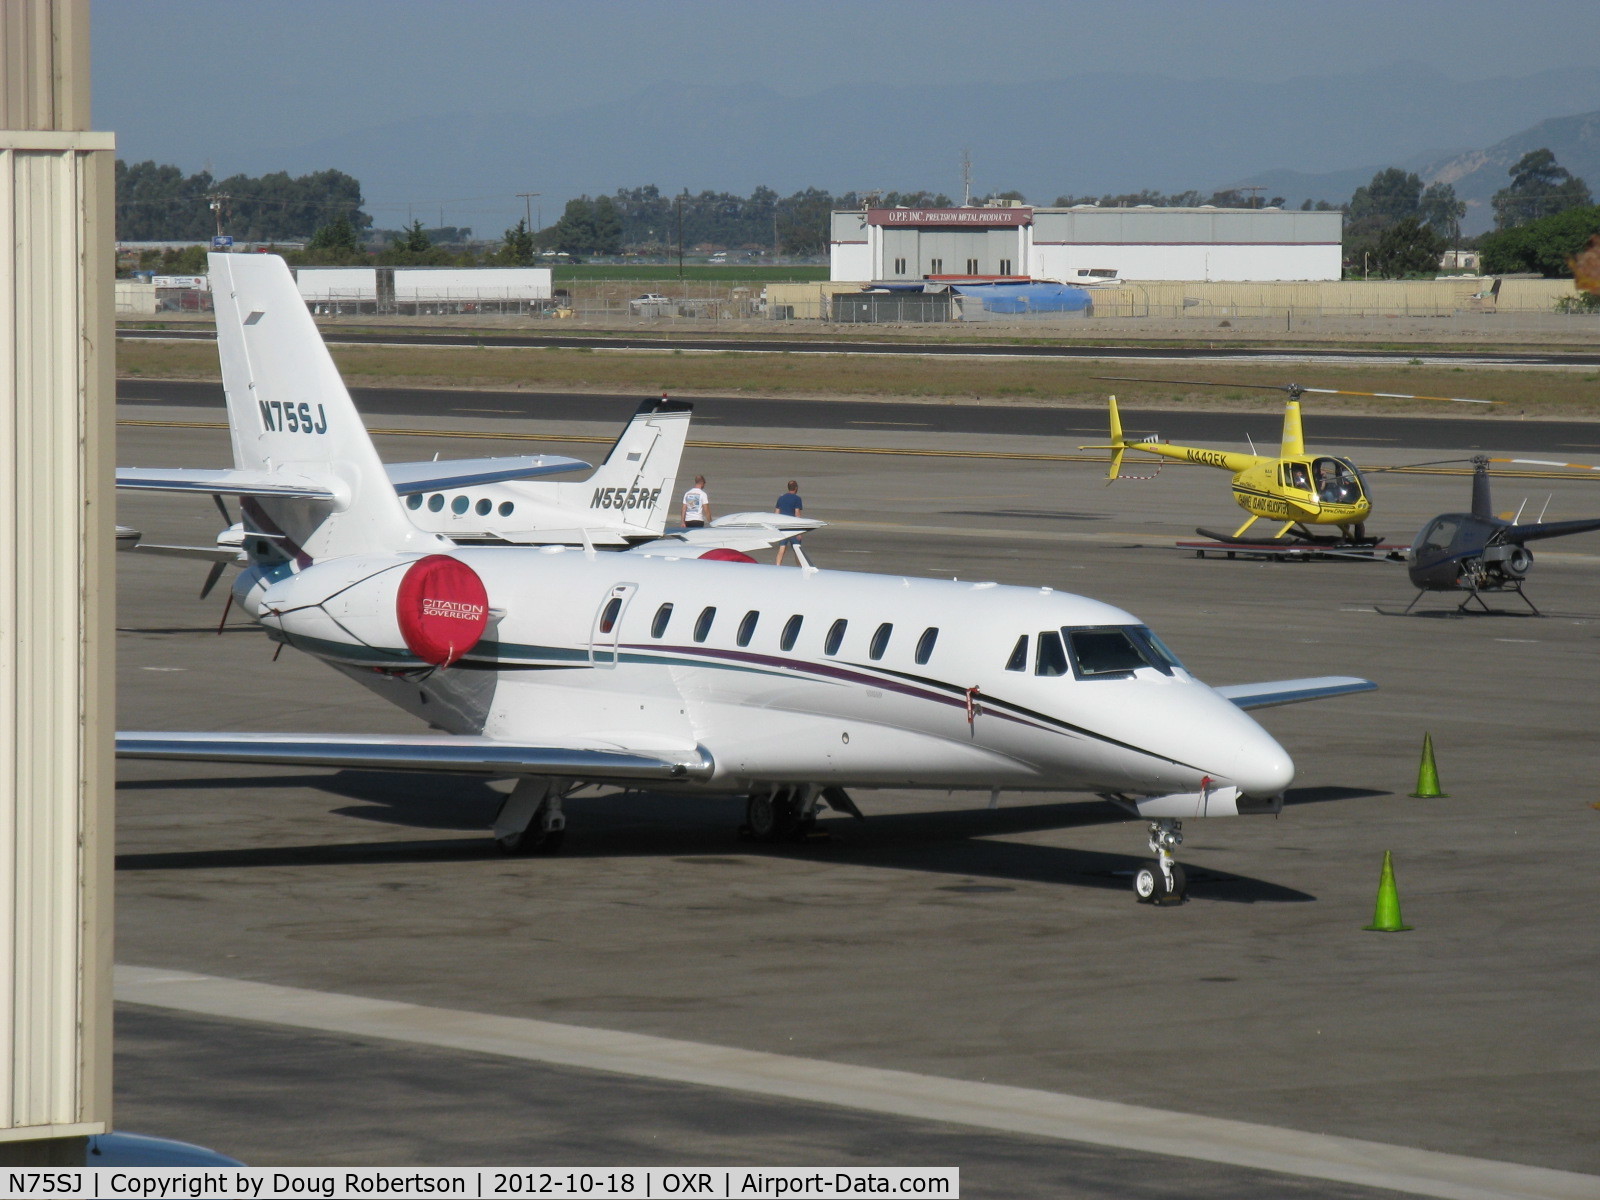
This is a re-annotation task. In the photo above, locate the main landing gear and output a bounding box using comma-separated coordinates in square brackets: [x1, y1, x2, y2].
[1133, 819, 1186, 905]
[742, 785, 863, 843]
[493, 778, 569, 855]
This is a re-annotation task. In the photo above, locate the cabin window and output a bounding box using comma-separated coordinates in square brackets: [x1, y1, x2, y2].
[651, 602, 673, 638]
[1035, 631, 1069, 677]
[824, 618, 847, 656]
[498, 501, 515, 517]
[869, 622, 893, 660]
[780, 614, 803, 651]
[1420, 517, 1459, 554]
[451, 495, 469, 515]
[1062, 625, 1180, 679]
[475, 498, 492, 516]
[694, 606, 716, 643]
[1005, 635, 1028, 671]
[406, 493, 423, 510]
[914, 627, 939, 665]
[598, 597, 622, 634]
[737, 610, 759, 647]
[427, 494, 444, 512]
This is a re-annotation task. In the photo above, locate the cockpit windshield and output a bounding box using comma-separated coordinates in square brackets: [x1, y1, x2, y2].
[1061, 625, 1186, 680]
[1312, 457, 1364, 504]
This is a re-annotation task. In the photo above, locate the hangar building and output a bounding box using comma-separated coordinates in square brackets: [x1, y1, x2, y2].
[830, 205, 1343, 283]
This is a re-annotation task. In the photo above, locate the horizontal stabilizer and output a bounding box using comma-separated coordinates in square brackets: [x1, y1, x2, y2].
[1214, 676, 1376, 711]
[129, 543, 242, 564]
[115, 467, 334, 499]
[117, 731, 713, 782]
[630, 513, 826, 556]
[384, 454, 591, 494]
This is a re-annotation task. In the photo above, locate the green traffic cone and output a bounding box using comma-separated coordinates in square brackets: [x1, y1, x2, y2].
[1363, 850, 1413, 932]
[1409, 732, 1448, 798]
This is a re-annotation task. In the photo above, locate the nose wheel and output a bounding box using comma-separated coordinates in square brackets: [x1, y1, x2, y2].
[1135, 819, 1186, 904]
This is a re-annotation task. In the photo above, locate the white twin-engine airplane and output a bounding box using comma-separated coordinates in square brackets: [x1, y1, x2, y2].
[117, 253, 1376, 905]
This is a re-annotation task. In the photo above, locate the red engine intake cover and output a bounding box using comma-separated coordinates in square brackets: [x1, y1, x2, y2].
[395, 555, 489, 666]
[698, 547, 757, 562]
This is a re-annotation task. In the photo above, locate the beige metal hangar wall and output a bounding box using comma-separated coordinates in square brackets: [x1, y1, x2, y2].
[0, 0, 116, 1165]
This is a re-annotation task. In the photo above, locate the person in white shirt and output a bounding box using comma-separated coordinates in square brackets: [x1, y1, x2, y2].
[681, 475, 710, 527]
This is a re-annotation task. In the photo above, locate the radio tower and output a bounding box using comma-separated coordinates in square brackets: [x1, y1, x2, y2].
[961, 148, 972, 206]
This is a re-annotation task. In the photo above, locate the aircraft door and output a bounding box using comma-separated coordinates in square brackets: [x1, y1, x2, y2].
[589, 582, 638, 668]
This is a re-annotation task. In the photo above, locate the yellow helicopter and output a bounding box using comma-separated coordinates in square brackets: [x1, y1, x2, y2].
[1083, 378, 1493, 545]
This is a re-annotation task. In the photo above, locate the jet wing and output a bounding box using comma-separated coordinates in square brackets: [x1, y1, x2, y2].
[1213, 676, 1376, 711]
[117, 731, 713, 782]
[116, 467, 333, 499]
[384, 455, 591, 494]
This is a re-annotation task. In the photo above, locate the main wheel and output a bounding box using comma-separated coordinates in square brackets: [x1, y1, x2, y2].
[1133, 861, 1186, 904]
[745, 791, 799, 842]
[494, 804, 566, 856]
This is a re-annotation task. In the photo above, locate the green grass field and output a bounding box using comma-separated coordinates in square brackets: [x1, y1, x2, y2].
[551, 264, 829, 284]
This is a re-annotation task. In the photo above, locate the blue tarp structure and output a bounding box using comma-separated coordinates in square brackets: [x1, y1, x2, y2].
[951, 283, 1093, 313]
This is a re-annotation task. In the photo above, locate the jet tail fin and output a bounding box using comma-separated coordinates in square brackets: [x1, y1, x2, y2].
[544, 395, 692, 538]
[210, 253, 437, 563]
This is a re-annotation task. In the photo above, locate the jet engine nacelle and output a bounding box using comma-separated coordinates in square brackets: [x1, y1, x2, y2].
[256, 553, 490, 668]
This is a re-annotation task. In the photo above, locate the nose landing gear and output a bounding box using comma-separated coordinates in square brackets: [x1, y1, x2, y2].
[1134, 819, 1186, 905]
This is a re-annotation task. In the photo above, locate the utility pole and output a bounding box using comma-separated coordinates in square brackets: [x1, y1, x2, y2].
[207, 192, 230, 239]
[516, 192, 542, 262]
[516, 191, 541, 233]
[961, 148, 972, 206]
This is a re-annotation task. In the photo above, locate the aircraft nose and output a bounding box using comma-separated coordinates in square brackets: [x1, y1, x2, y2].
[1229, 726, 1295, 798]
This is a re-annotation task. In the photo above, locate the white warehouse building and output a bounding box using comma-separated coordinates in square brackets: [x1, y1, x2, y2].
[830, 205, 1343, 283]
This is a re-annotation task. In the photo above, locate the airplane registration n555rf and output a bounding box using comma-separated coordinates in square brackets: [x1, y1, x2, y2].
[117, 254, 1375, 904]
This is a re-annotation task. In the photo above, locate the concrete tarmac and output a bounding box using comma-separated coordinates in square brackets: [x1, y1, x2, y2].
[113, 400, 1600, 1190]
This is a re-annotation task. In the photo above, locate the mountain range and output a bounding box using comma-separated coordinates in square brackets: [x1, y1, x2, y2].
[250, 64, 1600, 236]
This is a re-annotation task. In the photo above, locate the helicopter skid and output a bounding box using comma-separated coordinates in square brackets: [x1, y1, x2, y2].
[1182, 531, 1405, 562]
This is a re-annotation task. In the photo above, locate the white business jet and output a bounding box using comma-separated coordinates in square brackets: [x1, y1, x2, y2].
[117, 254, 1374, 904]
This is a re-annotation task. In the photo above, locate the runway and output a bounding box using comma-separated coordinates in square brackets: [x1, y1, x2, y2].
[113, 400, 1600, 1192]
[117, 325, 1600, 369]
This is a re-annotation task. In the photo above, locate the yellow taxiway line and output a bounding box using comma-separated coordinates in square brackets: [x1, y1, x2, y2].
[116, 417, 1599, 479]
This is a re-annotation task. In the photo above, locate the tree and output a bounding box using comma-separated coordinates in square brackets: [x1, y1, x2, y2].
[1347, 168, 1422, 237]
[591, 195, 623, 256]
[396, 220, 431, 252]
[1492, 149, 1592, 229]
[552, 198, 597, 257]
[1418, 182, 1466, 245]
[307, 214, 363, 258]
[1368, 217, 1445, 278]
[499, 217, 535, 266]
[1480, 204, 1600, 276]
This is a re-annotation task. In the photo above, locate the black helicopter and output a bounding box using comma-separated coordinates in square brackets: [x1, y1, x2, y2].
[1404, 456, 1600, 614]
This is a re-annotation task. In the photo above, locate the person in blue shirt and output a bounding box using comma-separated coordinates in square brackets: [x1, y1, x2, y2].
[774, 479, 804, 565]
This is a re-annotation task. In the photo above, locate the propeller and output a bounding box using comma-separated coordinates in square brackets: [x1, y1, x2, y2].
[1093, 376, 1495, 405]
[201, 493, 235, 601]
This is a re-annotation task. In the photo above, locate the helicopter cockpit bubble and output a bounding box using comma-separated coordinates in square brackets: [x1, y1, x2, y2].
[1417, 515, 1462, 555]
[1313, 457, 1364, 504]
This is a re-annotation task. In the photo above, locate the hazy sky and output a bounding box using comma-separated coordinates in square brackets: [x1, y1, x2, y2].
[93, 0, 1600, 230]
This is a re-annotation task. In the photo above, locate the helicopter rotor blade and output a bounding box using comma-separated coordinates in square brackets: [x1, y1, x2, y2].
[1487, 457, 1600, 472]
[1092, 376, 1495, 405]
